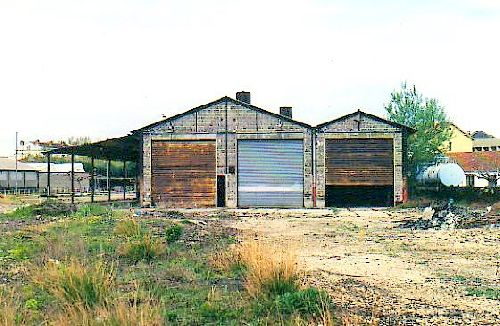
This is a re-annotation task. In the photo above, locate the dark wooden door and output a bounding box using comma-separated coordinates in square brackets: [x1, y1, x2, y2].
[151, 141, 216, 208]
[325, 138, 394, 186]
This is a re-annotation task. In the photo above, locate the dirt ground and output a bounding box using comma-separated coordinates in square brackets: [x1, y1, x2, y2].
[224, 208, 500, 325]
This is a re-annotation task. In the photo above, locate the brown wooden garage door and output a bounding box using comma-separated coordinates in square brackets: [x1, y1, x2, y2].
[325, 138, 394, 186]
[151, 141, 216, 208]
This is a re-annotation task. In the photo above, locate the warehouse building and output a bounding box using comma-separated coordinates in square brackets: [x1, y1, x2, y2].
[137, 93, 413, 208]
[28, 163, 90, 194]
[45, 92, 413, 208]
[0, 157, 39, 191]
[138, 92, 314, 208]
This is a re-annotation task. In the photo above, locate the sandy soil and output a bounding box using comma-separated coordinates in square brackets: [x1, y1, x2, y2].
[225, 208, 500, 325]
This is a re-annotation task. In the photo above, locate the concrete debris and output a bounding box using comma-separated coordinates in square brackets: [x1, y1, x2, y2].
[400, 203, 499, 230]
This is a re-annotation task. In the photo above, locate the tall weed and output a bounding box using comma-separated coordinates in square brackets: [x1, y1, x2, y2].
[33, 259, 114, 308]
[237, 241, 299, 297]
[117, 234, 166, 263]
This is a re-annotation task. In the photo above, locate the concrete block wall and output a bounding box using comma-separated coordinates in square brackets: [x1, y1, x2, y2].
[141, 98, 313, 208]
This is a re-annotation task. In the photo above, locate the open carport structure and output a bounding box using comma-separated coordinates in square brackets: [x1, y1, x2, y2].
[44, 134, 140, 204]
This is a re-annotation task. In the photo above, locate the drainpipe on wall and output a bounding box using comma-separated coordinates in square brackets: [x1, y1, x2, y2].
[312, 129, 317, 208]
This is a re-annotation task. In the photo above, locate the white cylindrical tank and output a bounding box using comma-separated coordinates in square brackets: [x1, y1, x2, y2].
[417, 163, 466, 187]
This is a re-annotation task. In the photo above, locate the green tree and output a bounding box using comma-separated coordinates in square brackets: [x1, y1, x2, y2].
[385, 82, 452, 179]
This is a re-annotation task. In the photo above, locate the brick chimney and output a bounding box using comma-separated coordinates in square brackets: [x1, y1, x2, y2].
[236, 91, 251, 104]
[280, 107, 293, 119]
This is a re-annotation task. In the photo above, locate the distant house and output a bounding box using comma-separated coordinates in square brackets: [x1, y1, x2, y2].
[0, 157, 39, 191]
[472, 130, 494, 139]
[447, 152, 500, 187]
[443, 123, 473, 153]
[18, 140, 69, 159]
[473, 137, 499, 152]
[28, 163, 90, 194]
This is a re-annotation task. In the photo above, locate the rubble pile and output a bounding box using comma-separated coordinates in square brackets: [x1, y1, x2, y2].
[400, 203, 499, 230]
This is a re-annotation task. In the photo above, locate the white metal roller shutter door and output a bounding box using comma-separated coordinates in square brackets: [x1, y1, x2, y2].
[237, 139, 304, 207]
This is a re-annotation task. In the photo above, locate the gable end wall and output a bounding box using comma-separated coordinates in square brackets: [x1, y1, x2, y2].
[142, 101, 313, 208]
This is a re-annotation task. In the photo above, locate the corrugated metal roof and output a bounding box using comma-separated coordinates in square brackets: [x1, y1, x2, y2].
[28, 163, 86, 173]
[0, 157, 39, 171]
[447, 152, 500, 172]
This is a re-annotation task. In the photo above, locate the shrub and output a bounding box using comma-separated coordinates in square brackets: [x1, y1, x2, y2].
[114, 219, 142, 237]
[118, 234, 166, 263]
[165, 224, 183, 244]
[166, 210, 184, 218]
[1, 200, 73, 220]
[33, 259, 115, 308]
[237, 241, 300, 297]
[34, 200, 74, 216]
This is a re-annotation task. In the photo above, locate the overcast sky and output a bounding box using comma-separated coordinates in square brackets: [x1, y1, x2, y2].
[1, 0, 499, 156]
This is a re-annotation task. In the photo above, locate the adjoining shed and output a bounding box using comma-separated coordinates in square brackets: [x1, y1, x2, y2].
[315, 110, 415, 207]
[28, 163, 90, 194]
[44, 135, 140, 203]
[137, 92, 314, 208]
[0, 157, 39, 191]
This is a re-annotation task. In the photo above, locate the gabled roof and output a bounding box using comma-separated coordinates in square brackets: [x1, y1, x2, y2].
[447, 152, 500, 172]
[472, 130, 495, 139]
[0, 157, 39, 171]
[135, 96, 312, 133]
[316, 110, 416, 133]
[449, 123, 472, 139]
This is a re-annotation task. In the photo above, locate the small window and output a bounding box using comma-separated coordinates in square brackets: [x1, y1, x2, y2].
[466, 175, 474, 187]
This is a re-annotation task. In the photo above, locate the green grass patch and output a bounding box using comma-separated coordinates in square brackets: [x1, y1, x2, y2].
[0, 200, 73, 220]
[466, 286, 500, 300]
[118, 234, 166, 263]
[73, 203, 112, 218]
[165, 224, 183, 243]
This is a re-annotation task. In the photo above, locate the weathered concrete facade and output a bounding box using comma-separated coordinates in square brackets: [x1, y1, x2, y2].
[140, 96, 314, 208]
[315, 111, 410, 207]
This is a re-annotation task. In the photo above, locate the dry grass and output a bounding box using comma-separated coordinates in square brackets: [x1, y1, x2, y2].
[0, 288, 21, 326]
[208, 245, 240, 272]
[237, 241, 300, 297]
[50, 299, 163, 326]
[114, 218, 141, 237]
[33, 259, 115, 308]
[117, 233, 166, 263]
[40, 236, 87, 262]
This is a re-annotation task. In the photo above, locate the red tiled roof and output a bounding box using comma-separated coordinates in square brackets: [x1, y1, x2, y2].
[447, 152, 500, 172]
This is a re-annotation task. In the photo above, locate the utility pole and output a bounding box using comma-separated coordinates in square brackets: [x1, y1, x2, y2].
[15, 131, 18, 195]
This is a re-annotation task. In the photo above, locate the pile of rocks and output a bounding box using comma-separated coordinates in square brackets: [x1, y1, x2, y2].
[400, 203, 498, 230]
